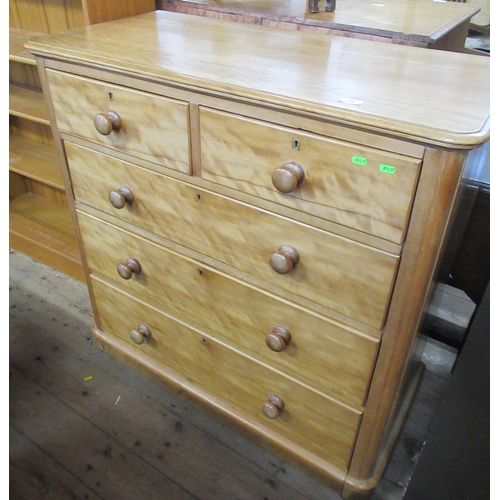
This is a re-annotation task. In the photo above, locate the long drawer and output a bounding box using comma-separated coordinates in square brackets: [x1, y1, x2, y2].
[46, 69, 190, 174]
[91, 276, 362, 471]
[199, 107, 422, 244]
[67, 142, 399, 329]
[78, 211, 379, 406]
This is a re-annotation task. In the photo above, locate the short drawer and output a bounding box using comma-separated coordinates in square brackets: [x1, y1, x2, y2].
[199, 107, 422, 244]
[46, 69, 190, 174]
[78, 211, 379, 406]
[91, 276, 362, 471]
[67, 142, 399, 329]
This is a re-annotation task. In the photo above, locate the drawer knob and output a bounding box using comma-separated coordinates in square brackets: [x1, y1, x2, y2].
[265, 326, 292, 352]
[117, 258, 141, 280]
[270, 245, 300, 274]
[94, 110, 122, 135]
[109, 186, 134, 209]
[130, 323, 151, 345]
[261, 394, 285, 419]
[272, 162, 305, 193]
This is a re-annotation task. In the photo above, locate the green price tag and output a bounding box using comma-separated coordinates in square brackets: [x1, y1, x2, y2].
[351, 156, 367, 166]
[379, 164, 396, 174]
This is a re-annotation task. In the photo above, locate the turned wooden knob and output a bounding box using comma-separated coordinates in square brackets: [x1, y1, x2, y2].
[117, 258, 141, 280]
[270, 245, 300, 274]
[94, 110, 122, 135]
[109, 186, 134, 209]
[130, 323, 151, 345]
[261, 394, 285, 419]
[272, 162, 305, 193]
[265, 326, 292, 352]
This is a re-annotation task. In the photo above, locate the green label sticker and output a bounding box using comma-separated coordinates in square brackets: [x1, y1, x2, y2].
[379, 164, 397, 174]
[351, 156, 367, 165]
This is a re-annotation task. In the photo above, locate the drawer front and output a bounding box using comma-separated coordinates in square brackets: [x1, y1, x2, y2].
[199, 108, 422, 244]
[78, 211, 379, 406]
[91, 277, 362, 471]
[68, 143, 399, 329]
[46, 70, 190, 174]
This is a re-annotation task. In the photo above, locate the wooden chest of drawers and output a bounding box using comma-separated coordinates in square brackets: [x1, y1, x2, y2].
[26, 11, 490, 498]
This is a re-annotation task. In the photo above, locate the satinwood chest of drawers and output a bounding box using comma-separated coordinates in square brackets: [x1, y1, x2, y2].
[26, 11, 490, 498]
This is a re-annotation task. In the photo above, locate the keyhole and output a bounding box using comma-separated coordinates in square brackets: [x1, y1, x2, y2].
[292, 139, 300, 150]
[108, 92, 113, 101]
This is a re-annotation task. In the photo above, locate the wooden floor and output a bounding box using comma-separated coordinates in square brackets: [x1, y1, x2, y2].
[9, 249, 457, 500]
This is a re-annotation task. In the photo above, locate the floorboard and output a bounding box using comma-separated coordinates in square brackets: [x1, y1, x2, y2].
[10, 425, 101, 500]
[9, 249, 455, 499]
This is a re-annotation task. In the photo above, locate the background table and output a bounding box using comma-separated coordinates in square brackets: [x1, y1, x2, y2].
[160, 0, 480, 50]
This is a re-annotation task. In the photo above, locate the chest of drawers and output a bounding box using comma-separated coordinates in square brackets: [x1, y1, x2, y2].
[26, 11, 489, 498]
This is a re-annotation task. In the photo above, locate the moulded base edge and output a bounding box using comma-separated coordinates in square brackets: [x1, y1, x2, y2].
[92, 324, 350, 494]
[342, 362, 425, 499]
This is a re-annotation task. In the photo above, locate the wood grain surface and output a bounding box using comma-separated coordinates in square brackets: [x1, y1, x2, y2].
[9, 248, 460, 500]
[77, 210, 379, 406]
[23, 11, 490, 498]
[91, 277, 362, 471]
[46, 69, 191, 173]
[67, 142, 399, 330]
[160, 0, 479, 40]
[26, 11, 490, 148]
[200, 107, 422, 243]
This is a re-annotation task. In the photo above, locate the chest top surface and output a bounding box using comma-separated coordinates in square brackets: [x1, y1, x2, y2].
[26, 10, 489, 148]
